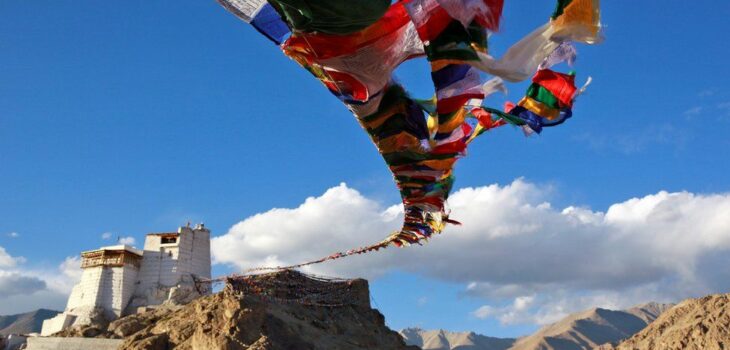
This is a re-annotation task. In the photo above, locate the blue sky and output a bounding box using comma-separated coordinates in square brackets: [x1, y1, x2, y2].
[1, 0, 730, 338]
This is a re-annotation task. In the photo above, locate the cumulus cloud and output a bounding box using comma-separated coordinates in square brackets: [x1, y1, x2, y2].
[0, 271, 46, 297]
[42, 257, 82, 294]
[212, 183, 400, 278]
[0, 245, 80, 314]
[472, 295, 536, 324]
[0, 290, 69, 315]
[212, 180, 730, 326]
[0, 246, 24, 267]
[101, 232, 113, 240]
[118, 236, 136, 245]
[7, 232, 19, 238]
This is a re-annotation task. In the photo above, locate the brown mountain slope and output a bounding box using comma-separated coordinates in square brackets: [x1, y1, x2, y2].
[608, 294, 730, 350]
[400, 328, 515, 350]
[622, 303, 671, 325]
[507, 303, 673, 350]
[0, 309, 60, 336]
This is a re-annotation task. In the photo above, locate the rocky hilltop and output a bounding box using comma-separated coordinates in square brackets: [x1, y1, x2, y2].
[55, 270, 416, 350]
[604, 293, 730, 350]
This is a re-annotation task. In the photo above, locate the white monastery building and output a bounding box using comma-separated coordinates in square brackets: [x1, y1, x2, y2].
[41, 224, 211, 336]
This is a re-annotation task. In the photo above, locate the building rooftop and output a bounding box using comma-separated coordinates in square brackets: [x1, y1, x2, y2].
[147, 232, 179, 236]
[81, 244, 143, 256]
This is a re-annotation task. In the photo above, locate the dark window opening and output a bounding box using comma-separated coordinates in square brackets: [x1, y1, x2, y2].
[161, 236, 177, 244]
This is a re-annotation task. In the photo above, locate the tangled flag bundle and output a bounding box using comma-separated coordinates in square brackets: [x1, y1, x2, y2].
[216, 0, 601, 269]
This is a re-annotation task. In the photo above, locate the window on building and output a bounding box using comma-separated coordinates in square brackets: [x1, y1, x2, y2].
[161, 236, 177, 244]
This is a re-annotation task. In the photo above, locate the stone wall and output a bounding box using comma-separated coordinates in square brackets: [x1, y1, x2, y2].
[130, 226, 211, 310]
[134, 234, 178, 295]
[194, 227, 211, 279]
[25, 337, 122, 350]
[40, 314, 75, 337]
[99, 265, 139, 317]
[66, 264, 138, 319]
[180, 226, 211, 280]
[65, 266, 104, 312]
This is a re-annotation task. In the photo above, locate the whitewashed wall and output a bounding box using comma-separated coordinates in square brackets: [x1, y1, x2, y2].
[65, 264, 138, 318]
[132, 226, 212, 309]
[66, 266, 104, 311]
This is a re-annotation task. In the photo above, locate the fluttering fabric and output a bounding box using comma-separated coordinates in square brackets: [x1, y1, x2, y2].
[217, 0, 601, 268]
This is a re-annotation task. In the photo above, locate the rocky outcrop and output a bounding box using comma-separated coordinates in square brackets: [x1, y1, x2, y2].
[125, 274, 207, 315]
[57, 270, 416, 350]
[606, 294, 730, 350]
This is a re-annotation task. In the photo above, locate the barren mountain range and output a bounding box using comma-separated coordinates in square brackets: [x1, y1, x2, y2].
[0, 309, 59, 336]
[401, 302, 673, 350]
[400, 328, 515, 350]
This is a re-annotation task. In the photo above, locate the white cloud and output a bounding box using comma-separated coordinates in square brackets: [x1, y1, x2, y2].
[212, 180, 730, 326]
[718, 102, 730, 119]
[212, 183, 399, 278]
[698, 89, 715, 97]
[0, 271, 46, 297]
[0, 246, 24, 268]
[573, 125, 690, 154]
[0, 246, 80, 314]
[43, 257, 82, 294]
[118, 236, 136, 245]
[472, 295, 536, 324]
[7, 232, 19, 238]
[683, 106, 702, 118]
[0, 290, 68, 315]
[100, 232, 138, 245]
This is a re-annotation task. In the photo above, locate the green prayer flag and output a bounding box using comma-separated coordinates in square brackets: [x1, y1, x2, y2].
[268, 0, 390, 34]
[527, 84, 561, 109]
